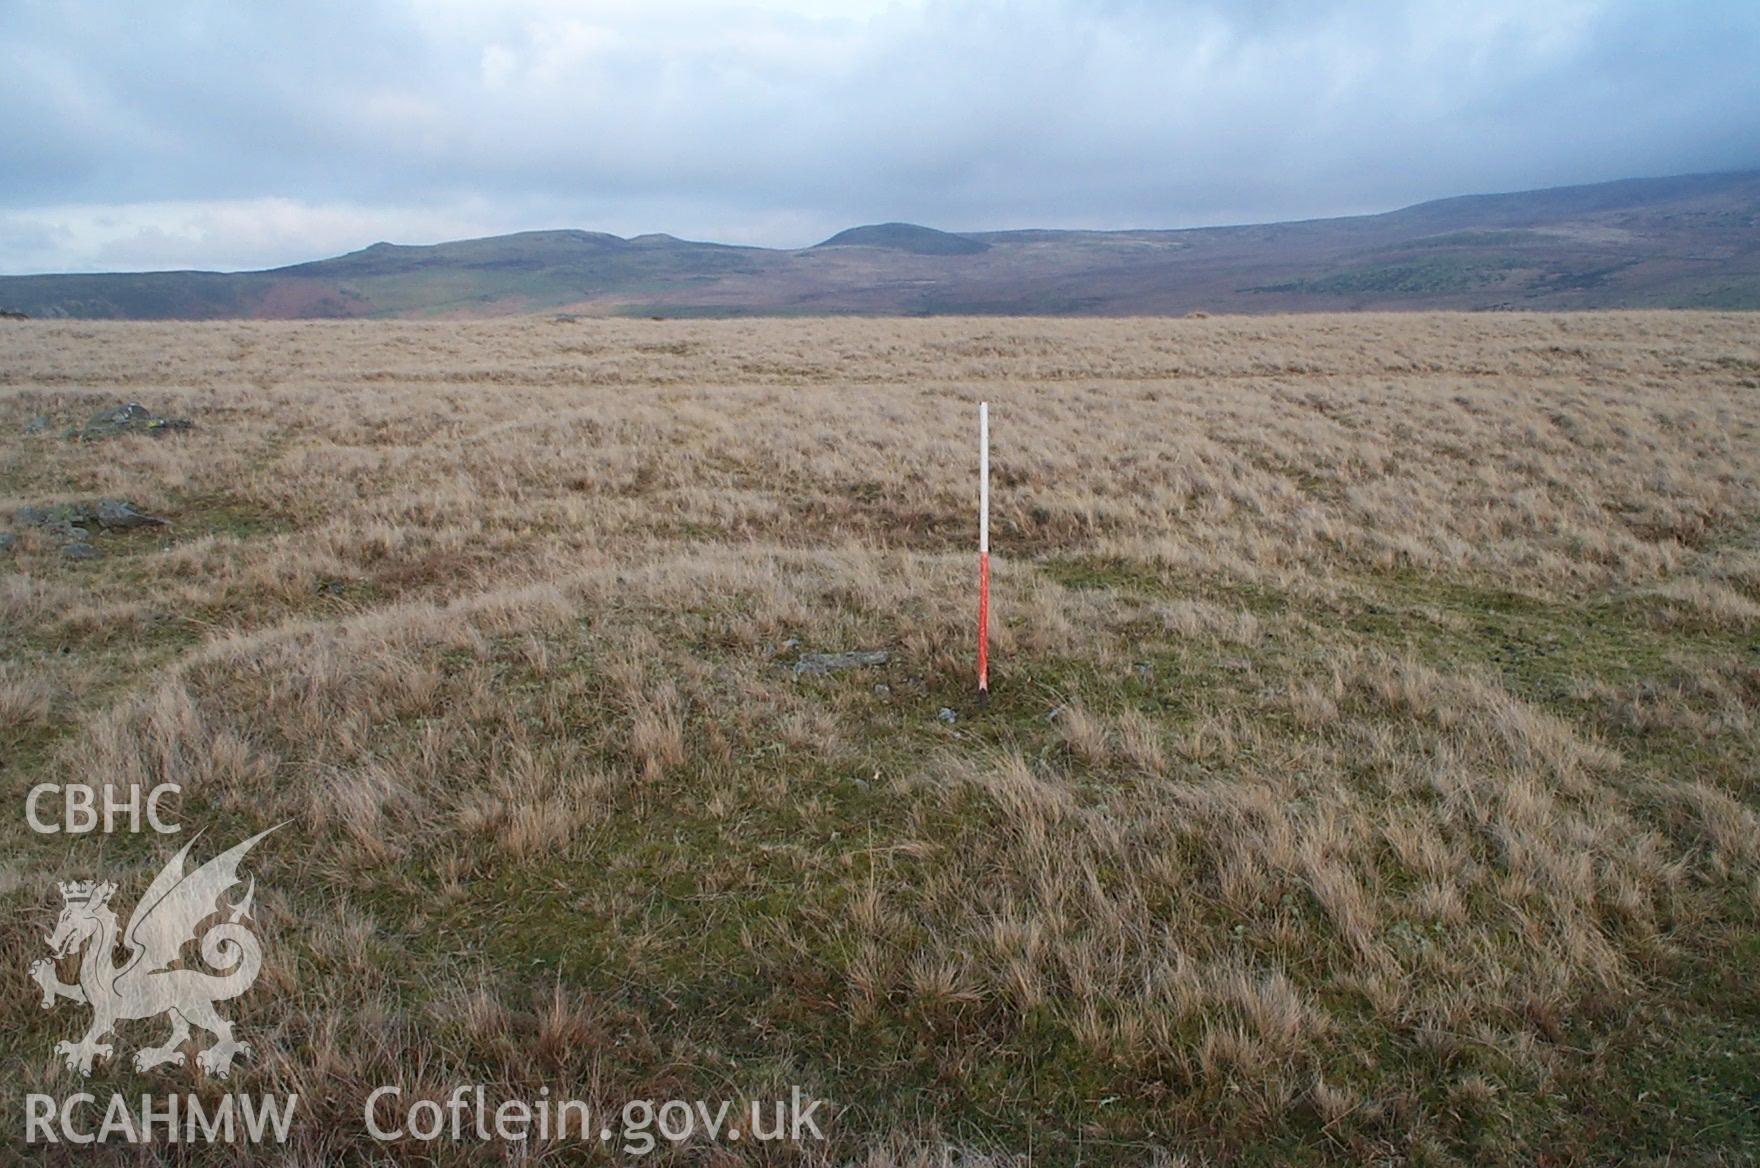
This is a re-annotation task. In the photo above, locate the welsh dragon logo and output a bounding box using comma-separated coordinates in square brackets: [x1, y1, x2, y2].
[30, 826, 281, 1078]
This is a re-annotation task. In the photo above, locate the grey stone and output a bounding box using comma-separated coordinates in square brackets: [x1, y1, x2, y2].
[16, 502, 95, 528]
[95, 498, 168, 529]
[873, 683, 890, 697]
[61, 543, 101, 561]
[23, 415, 50, 435]
[793, 650, 889, 676]
[0, 532, 14, 553]
[18, 498, 165, 532]
[85, 401, 149, 430]
[76, 402, 193, 441]
[937, 707, 958, 724]
[50, 523, 90, 543]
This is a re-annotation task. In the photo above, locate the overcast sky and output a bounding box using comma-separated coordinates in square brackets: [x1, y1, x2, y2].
[3, 0, 1756, 273]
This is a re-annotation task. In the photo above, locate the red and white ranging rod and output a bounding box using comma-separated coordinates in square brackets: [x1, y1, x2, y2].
[977, 400, 990, 702]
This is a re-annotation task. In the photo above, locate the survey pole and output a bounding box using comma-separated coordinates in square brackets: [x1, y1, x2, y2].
[978, 401, 989, 702]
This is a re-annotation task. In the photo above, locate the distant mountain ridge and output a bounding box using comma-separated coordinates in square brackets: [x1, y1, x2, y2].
[814, 223, 991, 255]
[2, 170, 1757, 318]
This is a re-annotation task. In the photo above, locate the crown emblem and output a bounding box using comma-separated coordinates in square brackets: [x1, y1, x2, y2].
[57, 880, 115, 906]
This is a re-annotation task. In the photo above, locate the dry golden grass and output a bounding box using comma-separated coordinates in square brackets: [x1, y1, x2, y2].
[2, 312, 1758, 1165]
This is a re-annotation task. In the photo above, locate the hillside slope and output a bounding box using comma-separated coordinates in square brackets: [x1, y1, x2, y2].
[2, 171, 1756, 318]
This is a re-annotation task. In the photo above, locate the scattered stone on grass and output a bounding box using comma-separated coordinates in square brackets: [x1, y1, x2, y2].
[15, 503, 85, 527]
[793, 649, 889, 676]
[0, 532, 13, 553]
[75, 402, 193, 441]
[95, 498, 169, 529]
[16, 498, 167, 531]
[23, 415, 50, 435]
[61, 543, 101, 561]
[938, 707, 958, 724]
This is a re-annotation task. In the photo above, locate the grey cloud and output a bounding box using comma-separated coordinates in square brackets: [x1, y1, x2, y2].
[1, 0, 1756, 272]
